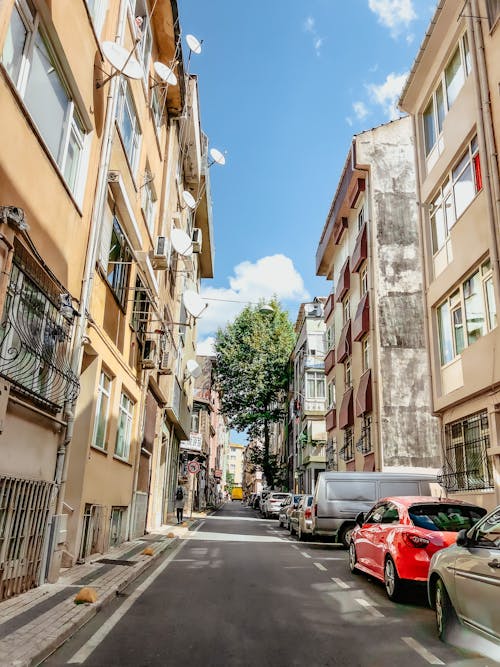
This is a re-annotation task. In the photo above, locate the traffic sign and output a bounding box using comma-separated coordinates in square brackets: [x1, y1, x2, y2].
[187, 461, 200, 474]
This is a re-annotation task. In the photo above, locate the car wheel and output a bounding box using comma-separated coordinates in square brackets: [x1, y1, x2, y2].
[290, 523, 296, 536]
[348, 542, 360, 574]
[338, 524, 355, 549]
[278, 519, 283, 528]
[435, 578, 457, 641]
[298, 524, 308, 541]
[384, 557, 403, 602]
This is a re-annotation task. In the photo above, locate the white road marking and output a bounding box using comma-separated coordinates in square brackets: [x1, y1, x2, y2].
[183, 531, 284, 542]
[355, 598, 385, 618]
[300, 551, 311, 558]
[291, 544, 300, 550]
[314, 562, 327, 571]
[313, 557, 345, 561]
[331, 577, 350, 589]
[401, 637, 444, 665]
[67, 538, 188, 663]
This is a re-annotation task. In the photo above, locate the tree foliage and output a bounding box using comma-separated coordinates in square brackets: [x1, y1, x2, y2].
[214, 299, 295, 487]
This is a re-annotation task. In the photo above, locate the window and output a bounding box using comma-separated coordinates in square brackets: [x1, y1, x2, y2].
[423, 34, 471, 156]
[328, 381, 336, 410]
[106, 219, 132, 309]
[93, 371, 112, 450]
[131, 0, 152, 74]
[360, 265, 368, 296]
[361, 336, 370, 372]
[326, 324, 335, 351]
[430, 137, 482, 254]
[142, 172, 157, 237]
[440, 411, 494, 492]
[2, 1, 87, 196]
[306, 371, 325, 399]
[437, 260, 496, 365]
[409, 503, 485, 532]
[344, 356, 352, 388]
[339, 426, 354, 461]
[486, 0, 500, 29]
[85, 0, 108, 36]
[356, 414, 372, 454]
[357, 206, 365, 231]
[343, 296, 350, 324]
[116, 79, 141, 173]
[191, 410, 200, 433]
[131, 277, 150, 340]
[151, 86, 163, 128]
[475, 508, 500, 548]
[115, 391, 134, 460]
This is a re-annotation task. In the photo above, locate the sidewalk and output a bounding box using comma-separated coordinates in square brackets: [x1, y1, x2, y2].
[0, 512, 208, 667]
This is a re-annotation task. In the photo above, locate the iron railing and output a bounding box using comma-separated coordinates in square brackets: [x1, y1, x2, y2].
[339, 427, 354, 461]
[356, 415, 372, 454]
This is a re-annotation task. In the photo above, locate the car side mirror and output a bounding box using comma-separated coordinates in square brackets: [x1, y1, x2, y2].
[456, 528, 470, 547]
[355, 511, 365, 527]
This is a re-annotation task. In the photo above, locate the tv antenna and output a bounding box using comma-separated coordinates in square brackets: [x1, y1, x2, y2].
[97, 41, 143, 88]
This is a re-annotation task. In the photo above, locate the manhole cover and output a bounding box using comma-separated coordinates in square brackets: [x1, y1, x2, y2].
[96, 558, 135, 566]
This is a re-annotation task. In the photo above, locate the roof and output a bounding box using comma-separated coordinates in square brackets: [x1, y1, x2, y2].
[379, 496, 481, 507]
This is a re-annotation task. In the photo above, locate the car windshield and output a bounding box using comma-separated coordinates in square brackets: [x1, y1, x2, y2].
[271, 494, 288, 500]
[306, 496, 313, 506]
[408, 503, 486, 532]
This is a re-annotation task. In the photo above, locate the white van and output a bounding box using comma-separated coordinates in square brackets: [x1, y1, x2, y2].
[312, 471, 439, 547]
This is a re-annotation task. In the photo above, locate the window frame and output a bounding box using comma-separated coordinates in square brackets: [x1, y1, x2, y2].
[116, 78, 142, 175]
[306, 370, 326, 400]
[105, 218, 132, 311]
[344, 356, 352, 389]
[114, 390, 134, 461]
[92, 370, 112, 451]
[361, 336, 370, 372]
[2, 0, 88, 200]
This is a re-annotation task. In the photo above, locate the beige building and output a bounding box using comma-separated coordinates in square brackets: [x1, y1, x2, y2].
[228, 442, 245, 486]
[316, 117, 440, 476]
[399, 0, 500, 509]
[0, 0, 217, 598]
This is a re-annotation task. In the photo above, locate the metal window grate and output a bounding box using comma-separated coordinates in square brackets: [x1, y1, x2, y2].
[356, 415, 372, 454]
[0, 475, 54, 600]
[339, 427, 354, 461]
[438, 410, 494, 491]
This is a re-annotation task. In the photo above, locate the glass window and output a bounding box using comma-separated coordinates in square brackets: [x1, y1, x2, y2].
[453, 149, 475, 219]
[365, 504, 384, 524]
[423, 99, 436, 155]
[409, 503, 486, 532]
[106, 219, 132, 309]
[306, 371, 325, 399]
[344, 356, 352, 388]
[142, 174, 156, 236]
[343, 297, 350, 324]
[115, 392, 134, 460]
[2, 2, 86, 196]
[464, 271, 485, 344]
[358, 206, 365, 231]
[85, 0, 108, 36]
[362, 336, 370, 371]
[438, 301, 453, 365]
[475, 509, 500, 548]
[486, 0, 500, 29]
[360, 265, 368, 296]
[93, 371, 111, 450]
[116, 79, 141, 172]
[191, 410, 200, 433]
[445, 46, 465, 110]
[328, 381, 336, 409]
[151, 86, 162, 128]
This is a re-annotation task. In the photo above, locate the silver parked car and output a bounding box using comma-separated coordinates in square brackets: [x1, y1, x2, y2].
[263, 492, 291, 518]
[278, 494, 303, 529]
[428, 504, 500, 650]
[289, 495, 314, 541]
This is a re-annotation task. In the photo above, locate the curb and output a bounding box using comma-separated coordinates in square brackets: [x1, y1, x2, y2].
[26, 537, 179, 667]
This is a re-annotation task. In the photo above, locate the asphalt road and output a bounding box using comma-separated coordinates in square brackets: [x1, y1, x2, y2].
[43, 501, 499, 667]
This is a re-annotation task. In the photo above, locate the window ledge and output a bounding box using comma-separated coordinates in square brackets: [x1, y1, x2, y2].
[90, 444, 108, 456]
[113, 455, 133, 466]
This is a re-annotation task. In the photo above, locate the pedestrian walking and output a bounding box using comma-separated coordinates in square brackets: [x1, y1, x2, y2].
[175, 484, 186, 524]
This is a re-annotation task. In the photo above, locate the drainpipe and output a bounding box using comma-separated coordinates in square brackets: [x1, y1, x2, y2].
[54, 0, 129, 519]
[468, 0, 500, 504]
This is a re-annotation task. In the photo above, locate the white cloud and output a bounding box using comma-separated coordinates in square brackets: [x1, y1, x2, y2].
[196, 336, 216, 356]
[345, 116, 353, 127]
[196, 254, 310, 338]
[368, 0, 416, 38]
[303, 16, 324, 56]
[366, 71, 408, 120]
[353, 101, 369, 120]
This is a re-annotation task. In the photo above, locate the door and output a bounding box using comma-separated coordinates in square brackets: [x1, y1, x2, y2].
[356, 503, 385, 574]
[453, 508, 500, 640]
[372, 503, 400, 578]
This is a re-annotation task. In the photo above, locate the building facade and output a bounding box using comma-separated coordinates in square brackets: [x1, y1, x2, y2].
[290, 299, 327, 494]
[399, 0, 500, 509]
[316, 117, 441, 477]
[0, 0, 218, 598]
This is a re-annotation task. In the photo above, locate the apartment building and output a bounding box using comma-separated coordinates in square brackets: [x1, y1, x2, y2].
[0, 0, 217, 597]
[316, 117, 441, 476]
[228, 443, 245, 486]
[399, 0, 500, 509]
[289, 299, 327, 493]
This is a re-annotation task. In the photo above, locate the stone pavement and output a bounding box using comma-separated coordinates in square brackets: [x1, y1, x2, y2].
[0, 512, 207, 667]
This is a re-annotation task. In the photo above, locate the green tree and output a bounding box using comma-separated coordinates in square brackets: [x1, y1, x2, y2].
[214, 299, 295, 488]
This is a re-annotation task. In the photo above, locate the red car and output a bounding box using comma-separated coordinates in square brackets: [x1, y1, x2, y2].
[349, 496, 486, 601]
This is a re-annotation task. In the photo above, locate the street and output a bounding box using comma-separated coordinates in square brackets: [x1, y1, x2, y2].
[43, 502, 498, 667]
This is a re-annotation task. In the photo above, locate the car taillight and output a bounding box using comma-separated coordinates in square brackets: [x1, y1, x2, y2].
[403, 533, 430, 548]
[305, 508, 312, 519]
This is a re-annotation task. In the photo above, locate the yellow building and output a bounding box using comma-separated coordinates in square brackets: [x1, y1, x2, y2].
[0, 0, 216, 597]
[399, 0, 500, 509]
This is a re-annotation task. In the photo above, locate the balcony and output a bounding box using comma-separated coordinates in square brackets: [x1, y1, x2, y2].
[303, 397, 326, 415]
[303, 441, 326, 466]
[165, 376, 191, 440]
[325, 349, 336, 375]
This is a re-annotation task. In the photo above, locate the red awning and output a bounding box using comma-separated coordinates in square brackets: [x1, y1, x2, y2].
[338, 388, 354, 429]
[335, 257, 350, 302]
[363, 452, 375, 471]
[326, 407, 336, 432]
[355, 369, 372, 417]
[350, 222, 367, 273]
[336, 320, 351, 363]
[352, 293, 369, 342]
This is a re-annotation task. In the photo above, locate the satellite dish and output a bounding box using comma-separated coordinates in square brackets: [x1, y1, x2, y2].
[186, 34, 202, 55]
[186, 359, 202, 379]
[209, 148, 226, 166]
[153, 61, 177, 85]
[183, 290, 207, 319]
[182, 191, 196, 210]
[171, 228, 193, 257]
[101, 41, 142, 80]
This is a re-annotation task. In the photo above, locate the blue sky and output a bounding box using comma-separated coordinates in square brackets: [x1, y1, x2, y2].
[178, 1, 437, 441]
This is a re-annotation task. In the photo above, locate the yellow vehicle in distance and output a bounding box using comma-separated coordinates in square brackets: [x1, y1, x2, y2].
[231, 486, 243, 501]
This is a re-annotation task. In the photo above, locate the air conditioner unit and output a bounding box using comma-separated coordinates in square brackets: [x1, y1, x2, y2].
[191, 228, 202, 253]
[158, 349, 171, 374]
[141, 339, 157, 369]
[151, 236, 169, 270]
